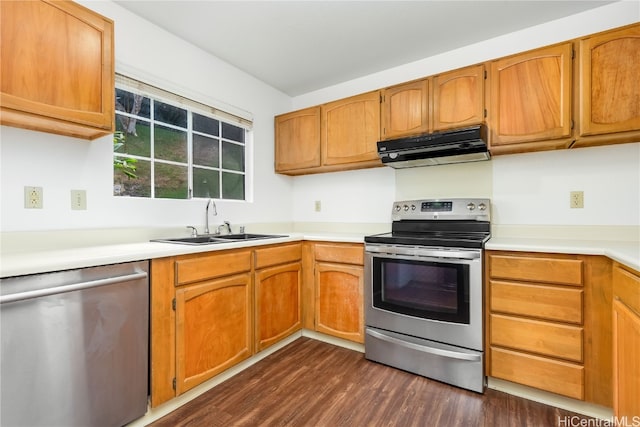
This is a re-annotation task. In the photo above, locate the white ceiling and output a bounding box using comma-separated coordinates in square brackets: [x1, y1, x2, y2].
[115, 1, 615, 97]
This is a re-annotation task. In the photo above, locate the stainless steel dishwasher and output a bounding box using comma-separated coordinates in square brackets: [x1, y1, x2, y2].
[1, 261, 149, 427]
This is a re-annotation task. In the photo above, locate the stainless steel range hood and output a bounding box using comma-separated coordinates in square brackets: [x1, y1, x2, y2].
[377, 125, 489, 168]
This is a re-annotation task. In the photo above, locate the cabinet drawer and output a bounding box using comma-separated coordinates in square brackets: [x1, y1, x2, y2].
[490, 280, 583, 324]
[255, 243, 302, 269]
[488, 254, 583, 286]
[314, 243, 364, 265]
[175, 250, 252, 285]
[491, 314, 583, 362]
[490, 347, 584, 400]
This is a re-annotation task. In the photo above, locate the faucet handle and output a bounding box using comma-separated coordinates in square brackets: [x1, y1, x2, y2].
[186, 226, 198, 237]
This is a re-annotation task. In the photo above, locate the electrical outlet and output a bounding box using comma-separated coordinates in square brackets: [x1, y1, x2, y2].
[570, 191, 584, 209]
[314, 200, 322, 212]
[71, 190, 87, 210]
[24, 186, 43, 209]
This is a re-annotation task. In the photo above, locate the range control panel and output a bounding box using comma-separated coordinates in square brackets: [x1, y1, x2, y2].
[391, 198, 490, 221]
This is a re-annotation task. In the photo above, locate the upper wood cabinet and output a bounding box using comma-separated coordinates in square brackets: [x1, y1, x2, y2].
[487, 43, 574, 154]
[274, 106, 321, 173]
[254, 243, 303, 352]
[0, 0, 114, 140]
[380, 64, 486, 140]
[381, 78, 430, 139]
[433, 64, 486, 131]
[274, 24, 639, 170]
[321, 90, 381, 167]
[575, 24, 640, 147]
[275, 91, 382, 175]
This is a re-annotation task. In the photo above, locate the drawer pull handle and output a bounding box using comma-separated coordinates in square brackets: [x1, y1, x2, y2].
[366, 329, 481, 362]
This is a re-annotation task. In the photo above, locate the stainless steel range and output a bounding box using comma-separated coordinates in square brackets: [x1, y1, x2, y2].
[364, 198, 490, 393]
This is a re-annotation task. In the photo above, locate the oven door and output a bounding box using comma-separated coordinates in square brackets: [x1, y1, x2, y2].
[364, 244, 483, 351]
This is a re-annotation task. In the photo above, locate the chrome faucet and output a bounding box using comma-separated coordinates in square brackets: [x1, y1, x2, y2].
[218, 221, 232, 235]
[205, 199, 217, 234]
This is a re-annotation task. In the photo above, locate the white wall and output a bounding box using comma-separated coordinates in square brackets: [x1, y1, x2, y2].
[291, 167, 395, 225]
[291, 2, 640, 228]
[492, 143, 640, 226]
[0, 0, 293, 233]
[2, 2, 639, 232]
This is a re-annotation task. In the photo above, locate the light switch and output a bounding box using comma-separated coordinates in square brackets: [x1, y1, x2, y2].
[71, 190, 87, 210]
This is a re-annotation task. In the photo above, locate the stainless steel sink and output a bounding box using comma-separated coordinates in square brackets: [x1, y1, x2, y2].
[217, 233, 286, 240]
[151, 233, 287, 245]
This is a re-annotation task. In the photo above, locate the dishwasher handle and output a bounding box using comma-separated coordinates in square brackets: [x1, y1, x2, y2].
[0, 271, 148, 304]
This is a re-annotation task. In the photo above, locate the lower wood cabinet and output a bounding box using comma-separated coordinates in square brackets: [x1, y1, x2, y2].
[254, 243, 302, 352]
[150, 243, 302, 407]
[612, 263, 640, 422]
[312, 242, 365, 343]
[485, 251, 612, 405]
[175, 273, 252, 394]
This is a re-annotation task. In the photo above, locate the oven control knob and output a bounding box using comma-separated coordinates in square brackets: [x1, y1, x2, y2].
[395, 205, 401, 212]
[467, 202, 476, 211]
[478, 203, 487, 211]
[403, 204, 410, 212]
[411, 204, 416, 211]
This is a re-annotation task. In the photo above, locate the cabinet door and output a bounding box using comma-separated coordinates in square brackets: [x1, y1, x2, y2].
[315, 262, 364, 343]
[613, 299, 640, 422]
[275, 106, 321, 173]
[175, 273, 252, 394]
[433, 64, 485, 131]
[255, 262, 302, 351]
[578, 24, 640, 138]
[381, 79, 430, 139]
[613, 264, 640, 421]
[321, 91, 381, 166]
[0, 0, 114, 139]
[488, 43, 573, 153]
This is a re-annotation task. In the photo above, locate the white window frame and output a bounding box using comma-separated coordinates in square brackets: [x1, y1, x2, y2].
[114, 73, 254, 202]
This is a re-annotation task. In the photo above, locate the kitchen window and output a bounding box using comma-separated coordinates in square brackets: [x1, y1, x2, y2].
[113, 75, 252, 200]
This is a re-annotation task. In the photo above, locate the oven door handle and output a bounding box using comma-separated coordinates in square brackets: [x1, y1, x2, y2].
[366, 245, 481, 260]
[366, 329, 481, 362]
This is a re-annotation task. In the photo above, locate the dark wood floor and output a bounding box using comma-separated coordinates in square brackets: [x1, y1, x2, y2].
[151, 337, 594, 427]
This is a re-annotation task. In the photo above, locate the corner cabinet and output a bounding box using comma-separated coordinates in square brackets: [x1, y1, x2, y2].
[274, 91, 382, 175]
[254, 243, 302, 352]
[313, 243, 365, 343]
[487, 43, 574, 154]
[575, 23, 640, 148]
[0, 0, 114, 140]
[150, 242, 306, 407]
[612, 263, 640, 422]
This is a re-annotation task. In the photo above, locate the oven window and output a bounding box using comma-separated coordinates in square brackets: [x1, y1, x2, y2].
[372, 257, 470, 324]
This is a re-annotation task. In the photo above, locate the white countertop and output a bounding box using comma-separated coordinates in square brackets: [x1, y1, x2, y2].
[1, 228, 638, 277]
[486, 237, 640, 272]
[0, 232, 366, 278]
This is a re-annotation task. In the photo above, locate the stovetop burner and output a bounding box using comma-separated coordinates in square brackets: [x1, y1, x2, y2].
[365, 198, 491, 249]
[365, 230, 490, 249]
